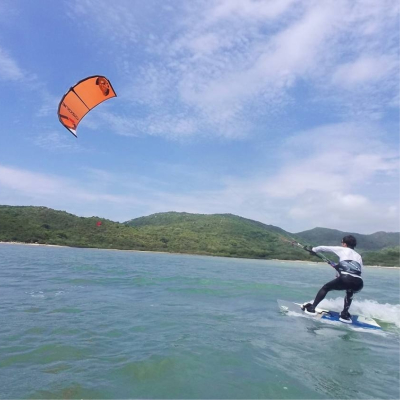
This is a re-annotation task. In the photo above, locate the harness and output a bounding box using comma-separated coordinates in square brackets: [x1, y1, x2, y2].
[335, 260, 362, 278]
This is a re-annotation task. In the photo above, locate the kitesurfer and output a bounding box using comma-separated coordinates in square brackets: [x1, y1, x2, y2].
[301, 235, 363, 323]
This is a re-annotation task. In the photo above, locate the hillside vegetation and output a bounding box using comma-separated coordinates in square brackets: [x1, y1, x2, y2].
[362, 246, 400, 267]
[295, 227, 399, 251]
[124, 212, 303, 260]
[0, 206, 398, 266]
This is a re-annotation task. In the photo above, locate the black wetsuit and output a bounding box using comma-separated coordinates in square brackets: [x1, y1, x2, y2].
[312, 268, 363, 316]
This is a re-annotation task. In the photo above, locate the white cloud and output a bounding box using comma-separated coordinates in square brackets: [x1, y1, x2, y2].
[0, 164, 179, 213]
[66, 0, 398, 139]
[131, 122, 398, 232]
[0, 165, 69, 197]
[0, 46, 24, 81]
[263, 122, 399, 198]
[287, 191, 399, 233]
[32, 132, 85, 152]
[332, 56, 397, 87]
[1, 123, 398, 234]
[69, 0, 140, 46]
[167, 2, 340, 125]
[0, 165, 129, 205]
[207, 0, 299, 22]
[0, 43, 58, 124]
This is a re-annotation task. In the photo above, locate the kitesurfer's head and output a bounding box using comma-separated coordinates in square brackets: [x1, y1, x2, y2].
[96, 77, 110, 96]
[342, 235, 357, 249]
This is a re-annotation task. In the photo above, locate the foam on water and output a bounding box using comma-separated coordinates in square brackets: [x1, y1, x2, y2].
[26, 291, 45, 298]
[319, 297, 400, 328]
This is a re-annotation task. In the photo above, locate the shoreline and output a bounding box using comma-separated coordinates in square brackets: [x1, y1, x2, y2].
[1, 241, 399, 269]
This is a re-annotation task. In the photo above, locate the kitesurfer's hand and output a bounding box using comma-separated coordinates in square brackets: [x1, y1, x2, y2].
[306, 246, 317, 256]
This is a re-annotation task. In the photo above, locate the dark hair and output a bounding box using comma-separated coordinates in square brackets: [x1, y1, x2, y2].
[342, 235, 357, 249]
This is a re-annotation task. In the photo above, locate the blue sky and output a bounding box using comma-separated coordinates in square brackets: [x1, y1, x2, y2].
[0, 0, 398, 234]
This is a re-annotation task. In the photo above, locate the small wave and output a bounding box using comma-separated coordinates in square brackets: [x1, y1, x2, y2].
[25, 290, 66, 299]
[50, 308, 83, 314]
[26, 291, 45, 298]
[319, 297, 400, 328]
[29, 383, 103, 399]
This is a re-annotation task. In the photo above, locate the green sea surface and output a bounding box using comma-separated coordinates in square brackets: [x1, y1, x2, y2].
[0, 243, 399, 399]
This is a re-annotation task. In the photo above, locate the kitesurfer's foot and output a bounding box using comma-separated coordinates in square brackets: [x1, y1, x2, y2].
[339, 311, 352, 323]
[301, 303, 316, 315]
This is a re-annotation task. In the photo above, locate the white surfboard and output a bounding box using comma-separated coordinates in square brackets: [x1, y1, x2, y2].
[277, 299, 381, 330]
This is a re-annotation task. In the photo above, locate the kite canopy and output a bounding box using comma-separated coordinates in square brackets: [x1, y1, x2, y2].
[58, 75, 117, 137]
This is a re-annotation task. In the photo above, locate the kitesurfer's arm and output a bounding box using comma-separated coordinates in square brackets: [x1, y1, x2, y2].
[312, 246, 362, 264]
[312, 246, 343, 276]
[312, 246, 344, 257]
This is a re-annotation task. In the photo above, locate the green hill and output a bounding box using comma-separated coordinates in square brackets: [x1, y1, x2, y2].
[0, 205, 150, 250]
[362, 246, 400, 267]
[0, 206, 308, 261]
[124, 212, 304, 259]
[295, 227, 399, 251]
[0, 206, 398, 266]
[126, 212, 399, 266]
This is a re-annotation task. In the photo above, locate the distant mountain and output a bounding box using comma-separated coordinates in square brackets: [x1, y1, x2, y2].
[295, 227, 399, 251]
[0, 206, 398, 266]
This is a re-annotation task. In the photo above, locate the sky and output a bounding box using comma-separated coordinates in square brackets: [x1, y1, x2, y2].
[0, 0, 399, 234]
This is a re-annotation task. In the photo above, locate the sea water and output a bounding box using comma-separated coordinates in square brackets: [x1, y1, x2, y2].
[0, 243, 399, 399]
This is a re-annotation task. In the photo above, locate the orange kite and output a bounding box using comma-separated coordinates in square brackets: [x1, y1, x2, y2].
[58, 75, 117, 137]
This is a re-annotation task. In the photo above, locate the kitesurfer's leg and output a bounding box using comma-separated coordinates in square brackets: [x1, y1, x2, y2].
[340, 290, 353, 322]
[312, 277, 345, 308]
[340, 275, 363, 322]
[302, 278, 341, 315]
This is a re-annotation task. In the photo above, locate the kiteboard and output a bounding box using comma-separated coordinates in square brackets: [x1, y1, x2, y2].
[277, 299, 381, 330]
